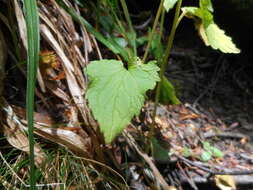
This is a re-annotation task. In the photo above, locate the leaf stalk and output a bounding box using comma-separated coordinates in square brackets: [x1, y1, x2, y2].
[143, 0, 164, 63]
[152, 0, 183, 123]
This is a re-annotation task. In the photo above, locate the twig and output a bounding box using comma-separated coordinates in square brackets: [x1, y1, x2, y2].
[240, 153, 253, 163]
[176, 155, 253, 175]
[177, 162, 198, 190]
[203, 131, 248, 139]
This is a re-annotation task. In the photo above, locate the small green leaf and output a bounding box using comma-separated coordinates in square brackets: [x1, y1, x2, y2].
[182, 147, 192, 157]
[201, 151, 212, 162]
[202, 141, 224, 158]
[203, 141, 212, 151]
[86, 59, 160, 143]
[136, 36, 148, 46]
[160, 76, 181, 105]
[151, 137, 170, 161]
[210, 147, 224, 158]
[163, 0, 178, 12]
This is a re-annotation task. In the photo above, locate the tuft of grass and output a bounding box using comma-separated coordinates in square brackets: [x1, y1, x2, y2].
[0, 141, 128, 190]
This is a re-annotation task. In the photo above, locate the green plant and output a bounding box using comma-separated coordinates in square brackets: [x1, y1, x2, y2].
[24, 0, 40, 189]
[59, 0, 240, 143]
[152, 0, 183, 125]
[182, 147, 193, 157]
[182, 0, 240, 53]
[84, 0, 182, 143]
[201, 141, 224, 162]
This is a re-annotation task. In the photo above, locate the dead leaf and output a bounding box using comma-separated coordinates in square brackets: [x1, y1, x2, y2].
[34, 125, 93, 157]
[40, 24, 93, 126]
[13, 0, 27, 50]
[180, 113, 199, 121]
[2, 99, 46, 166]
[215, 175, 236, 190]
[11, 105, 93, 157]
[240, 137, 248, 145]
[50, 71, 65, 80]
[14, 0, 46, 92]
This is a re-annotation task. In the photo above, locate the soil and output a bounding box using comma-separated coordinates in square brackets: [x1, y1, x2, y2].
[159, 24, 253, 189]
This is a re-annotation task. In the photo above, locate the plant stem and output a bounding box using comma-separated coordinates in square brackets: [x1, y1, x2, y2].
[143, 0, 164, 63]
[24, 0, 40, 189]
[119, 0, 137, 56]
[176, 11, 186, 28]
[159, 9, 166, 42]
[152, 0, 183, 122]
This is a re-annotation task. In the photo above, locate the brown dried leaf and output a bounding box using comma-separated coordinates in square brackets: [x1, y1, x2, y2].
[2, 99, 46, 166]
[14, 0, 46, 92]
[13, 0, 27, 50]
[12, 105, 93, 157]
[40, 24, 95, 127]
[34, 125, 93, 157]
[180, 113, 200, 121]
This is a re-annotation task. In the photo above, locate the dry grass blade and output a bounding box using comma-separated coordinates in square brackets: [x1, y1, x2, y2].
[0, 151, 65, 189]
[0, 152, 27, 189]
[34, 126, 92, 157]
[73, 3, 93, 63]
[14, 0, 46, 93]
[71, 155, 130, 190]
[40, 24, 86, 117]
[0, 176, 19, 190]
[13, 0, 27, 50]
[37, 0, 98, 132]
[1, 98, 46, 166]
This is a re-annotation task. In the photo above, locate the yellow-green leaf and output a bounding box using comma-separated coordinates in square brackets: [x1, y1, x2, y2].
[205, 23, 241, 54]
[182, 6, 240, 54]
